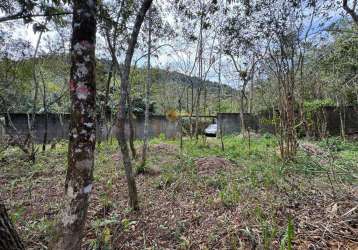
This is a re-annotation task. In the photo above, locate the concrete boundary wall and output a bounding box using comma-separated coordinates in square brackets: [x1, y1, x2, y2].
[1, 113, 178, 143]
[217, 113, 259, 135]
[2, 107, 357, 142]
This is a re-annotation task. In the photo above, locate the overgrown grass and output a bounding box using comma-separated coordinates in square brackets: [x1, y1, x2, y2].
[144, 134, 357, 210]
[1, 134, 357, 249]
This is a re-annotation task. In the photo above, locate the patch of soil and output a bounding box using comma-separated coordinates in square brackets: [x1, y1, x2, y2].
[148, 143, 178, 155]
[300, 142, 328, 158]
[195, 156, 233, 176]
[109, 175, 258, 250]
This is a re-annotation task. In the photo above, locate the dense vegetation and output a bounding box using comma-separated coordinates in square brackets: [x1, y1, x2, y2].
[1, 135, 357, 248]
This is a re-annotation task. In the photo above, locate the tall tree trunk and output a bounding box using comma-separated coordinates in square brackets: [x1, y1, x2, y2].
[127, 93, 137, 159]
[194, 88, 201, 140]
[179, 99, 183, 151]
[239, 76, 249, 136]
[51, 1, 97, 249]
[239, 89, 246, 135]
[105, 63, 114, 108]
[0, 203, 25, 250]
[117, 0, 153, 210]
[189, 83, 194, 139]
[195, 12, 204, 141]
[102, 62, 114, 143]
[186, 86, 189, 114]
[28, 27, 45, 163]
[299, 100, 309, 139]
[286, 93, 296, 157]
[142, 8, 152, 166]
[42, 112, 48, 151]
[337, 96, 346, 140]
[248, 75, 254, 113]
[218, 46, 224, 151]
[42, 74, 48, 152]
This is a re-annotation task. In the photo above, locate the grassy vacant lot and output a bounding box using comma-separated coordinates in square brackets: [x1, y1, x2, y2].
[1, 135, 357, 249]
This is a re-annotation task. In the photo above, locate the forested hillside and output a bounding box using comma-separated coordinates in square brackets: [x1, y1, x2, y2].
[0, 55, 234, 115]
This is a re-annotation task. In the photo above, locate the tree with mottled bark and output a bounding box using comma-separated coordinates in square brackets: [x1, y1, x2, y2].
[50, 0, 97, 249]
[0, 202, 25, 250]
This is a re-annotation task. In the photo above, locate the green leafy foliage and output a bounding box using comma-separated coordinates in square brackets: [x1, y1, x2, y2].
[303, 98, 335, 112]
[280, 218, 294, 250]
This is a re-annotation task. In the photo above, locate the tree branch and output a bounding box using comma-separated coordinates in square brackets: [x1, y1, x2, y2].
[0, 11, 72, 23]
[343, 0, 358, 24]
